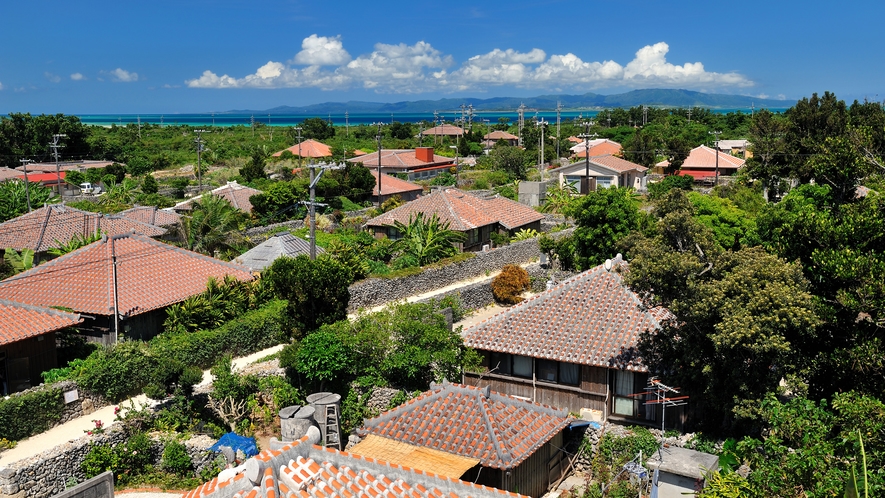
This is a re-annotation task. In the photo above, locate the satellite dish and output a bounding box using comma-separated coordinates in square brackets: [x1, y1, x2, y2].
[604, 259, 613, 271]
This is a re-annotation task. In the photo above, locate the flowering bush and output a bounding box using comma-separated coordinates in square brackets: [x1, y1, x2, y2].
[85, 419, 105, 435]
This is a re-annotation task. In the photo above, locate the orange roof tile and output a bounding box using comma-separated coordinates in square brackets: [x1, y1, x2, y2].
[587, 154, 647, 173]
[357, 382, 571, 470]
[571, 139, 622, 158]
[348, 149, 454, 170]
[483, 131, 518, 141]
[422, 124, 465, 136]
[0, 233, 253, 317]
[365, 188, 542, 231]
[656, 145, 745, 170]
[368, 170, 424, 197]
[117, 206, 182, 227]
[15, 160, 117, 173]
[463, 257, 664, 372]
[0, 299, 82, 345]
[0, 204, 167, 253]
[0, 168, 23, 181]
[173, 182, 262, 214]
[272, 139, 332, 158]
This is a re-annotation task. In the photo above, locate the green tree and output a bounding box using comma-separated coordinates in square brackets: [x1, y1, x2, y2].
[3, 248, 35, 273]
[141, 174, 158, 195]
[240, 149, 267, 183]
[299, 117, 335, 140]
[291, 329, 350, 392]
[490, 145, 528, 180]
[262, 255, 353, 335]
[180, 194, 247, 258]
[566, 187, 641, 270]
[65, 170, 86, 187]
[0, 180, 59, 222]
[392, 213, 465, 266]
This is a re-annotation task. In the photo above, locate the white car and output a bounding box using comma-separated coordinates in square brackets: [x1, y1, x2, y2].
[79, 182, 103, 195]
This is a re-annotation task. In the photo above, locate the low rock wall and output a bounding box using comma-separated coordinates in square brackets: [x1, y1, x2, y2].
[347, 228, 574, 311]
[243, 220, 305, 240]
[1, 381, 109, 432]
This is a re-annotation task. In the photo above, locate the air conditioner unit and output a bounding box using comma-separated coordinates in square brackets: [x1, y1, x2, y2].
[482, 244, 490, 252]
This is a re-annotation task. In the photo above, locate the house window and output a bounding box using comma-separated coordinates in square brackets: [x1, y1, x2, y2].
[467, 228, 479, 245]
[387, 227, 401, 241]
[559, 362, 580, 386]
[489, 352, 511, 375]
[597, 176, 614, 189]
[613, 370, 636, 416]
[512, 355, 533, 378]
[537, 359, 558, 382]
[564, 176, 581, 188]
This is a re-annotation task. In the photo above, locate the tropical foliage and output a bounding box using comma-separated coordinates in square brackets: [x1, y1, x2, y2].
[392, 212, 465, 266]
[179, 193, 248, 258]
[0, 180, 59, 222]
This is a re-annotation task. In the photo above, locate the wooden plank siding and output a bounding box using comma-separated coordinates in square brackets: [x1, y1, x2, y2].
[462, 433, 566, 498]
[0, 331, 57, 394]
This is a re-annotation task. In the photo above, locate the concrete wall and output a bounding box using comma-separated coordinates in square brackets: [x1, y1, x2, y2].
[47, 472, 112, 498]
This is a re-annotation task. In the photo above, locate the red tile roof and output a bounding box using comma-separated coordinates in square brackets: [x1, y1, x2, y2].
[348, 149, 454, 170]
[483, 131, 518, 141]
[422, 124, 465, 136]
[183, 433, 524, 498]
[117, 206, 182, 227]
[0, 233, 253, 317]
[571, 139, 622, 158]
[0, 168, 23, 181]
[0, 299, 82, 346]
[369, 170, 424, 197]
[173, 182, 262, 214]
[0, 204, 167, 253]
[656, 145, 745, 170]
[16, 160, 117, 173]
[588, 154, 648, 173]
[463, 257, 663, 372]
[365, 188, 543, 231]
[358, 382, 571, 470]
[271, 139, 332, 158]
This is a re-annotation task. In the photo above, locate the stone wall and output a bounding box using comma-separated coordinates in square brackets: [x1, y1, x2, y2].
[243, 220, 305, 240]
[347, 228, 574, 311]
[0, 428, 216, 498]
[0, 381, 109, 433]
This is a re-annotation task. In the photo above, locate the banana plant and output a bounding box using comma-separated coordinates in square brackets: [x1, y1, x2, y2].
[3, 248, 35, 273]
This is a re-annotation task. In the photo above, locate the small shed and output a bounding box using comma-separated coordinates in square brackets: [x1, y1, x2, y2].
[646, 446, 719, 497]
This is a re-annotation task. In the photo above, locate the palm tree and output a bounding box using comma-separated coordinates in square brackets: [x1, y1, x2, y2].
[392, 213, 465, 266]
[180, 194, 247, 258]
[540, 181, 578, 215]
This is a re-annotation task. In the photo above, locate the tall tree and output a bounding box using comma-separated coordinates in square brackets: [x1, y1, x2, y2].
[240, 149, 267, 183]
[298, 117, 335, 141]
[0, 179, 59, 222]
[565, 187, 642, 270]
[180, 194, 247, 258]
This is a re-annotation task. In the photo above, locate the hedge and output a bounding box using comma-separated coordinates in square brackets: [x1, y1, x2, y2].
[0, 386, 64, 441]
[150, 299, 289, 369]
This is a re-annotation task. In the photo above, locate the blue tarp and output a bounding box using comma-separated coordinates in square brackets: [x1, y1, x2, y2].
[209, 432, 259, 457]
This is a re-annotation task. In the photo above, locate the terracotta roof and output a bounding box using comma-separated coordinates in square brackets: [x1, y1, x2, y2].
[0, 299, 82, 346]
[369, 170, 424, 197]
[0, 204, 167, 253]
[365, 188, 543, 231]
[348, 149, 454, 170]
[422, 124, 465, 136]
[656, 145, 745, 170]
[0, 168, 23, 181]
[351, 149, 368, 156]
[567, 136, 583, 143]
[15, 160, 117, 173]
[357, 381, 571, 470]
[463, 256, 663, 372]
[172, 182, 262, 214]
[588, 154, 647, 173]
[483, 131, 518, 141]
[0, 233, 253, 317]
[183, 431, 523, 498]
[271, 139, 332, 158]
[116, 206, 181, 227]
[571, 139, 622, 158]
[234, 231, 322, 271]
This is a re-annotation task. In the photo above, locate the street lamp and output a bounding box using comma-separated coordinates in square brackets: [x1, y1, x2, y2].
[578, 121, 596, 194]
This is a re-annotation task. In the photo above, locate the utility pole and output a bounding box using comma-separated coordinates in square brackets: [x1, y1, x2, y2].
[710, 130, 723, 186]
[517, 103, 526, 147]
[301, 162, 345, 260]
[536, 119, 548, 175]
[374, 123, 383, 209]
[642, 105, 648, 126]
[137, 115, 142, 140]
[49, 134, 67, 195]
[687, 107, 692, 125]
[19, 158, 33, 212]
[250, 115, 255, 137]
[556, 101, 562, 160]
[449, 145, 459, 186]
[194, 129, 208, 191]
[293, 126, 303, 167]
[579, 121, 596, 194]
[345, 111, 349, 137]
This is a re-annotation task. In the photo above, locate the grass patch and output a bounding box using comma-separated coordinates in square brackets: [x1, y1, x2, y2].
[369, 252, 476, 279]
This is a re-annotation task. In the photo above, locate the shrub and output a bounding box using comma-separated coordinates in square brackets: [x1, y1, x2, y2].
[82, 444, 119, 480]
[161, 440, 193, 476]
[76, 342, 154, 401]
[647, 174, 694, 200]
[491, 264, 530, 304]
[512, 228, 539, 241]
[0, 386, 64, 441]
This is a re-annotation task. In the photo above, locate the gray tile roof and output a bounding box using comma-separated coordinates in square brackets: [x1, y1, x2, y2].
[235, 231, 321, 271]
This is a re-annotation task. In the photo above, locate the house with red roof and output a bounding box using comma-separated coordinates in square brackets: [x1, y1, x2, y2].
[0, 299, 82, 394]
[115, 205, 181, 228]
[348, 147, 454, 181]
[171, 181, 262, 214]
[0, 233, 253, 343]
[483, 130, 519, 147]
[271, 139, 332, 159]
[0, 204, 168, 260]
[421, 123, 465, 140]
[353, 381, 571, 497]
[365, 188, 544, 251]
[183, 429, 525, 498]
[368, 169, 424, 204]
[462, 255, 678, 427]
[549, 154, 648, 193]
[655, 145, 746, 181]
[569, 138, 623, 158]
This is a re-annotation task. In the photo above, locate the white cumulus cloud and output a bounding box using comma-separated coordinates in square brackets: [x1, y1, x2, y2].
[45, 72, 61, 83]
[70, 73, 85, 81]
[291, 35, 351, 66]
[107, 68, 139, 82]
[185, 39, 752, 93]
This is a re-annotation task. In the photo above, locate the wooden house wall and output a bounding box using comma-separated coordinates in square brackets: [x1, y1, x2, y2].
[459, 432, 566, 498]
[0, 331, 57, 393]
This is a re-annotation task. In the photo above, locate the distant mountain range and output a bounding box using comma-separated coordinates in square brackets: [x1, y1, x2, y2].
[225, 89, 793, 115]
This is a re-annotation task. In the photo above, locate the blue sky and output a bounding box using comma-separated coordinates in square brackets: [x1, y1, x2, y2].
[2, 0, 883, 114]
